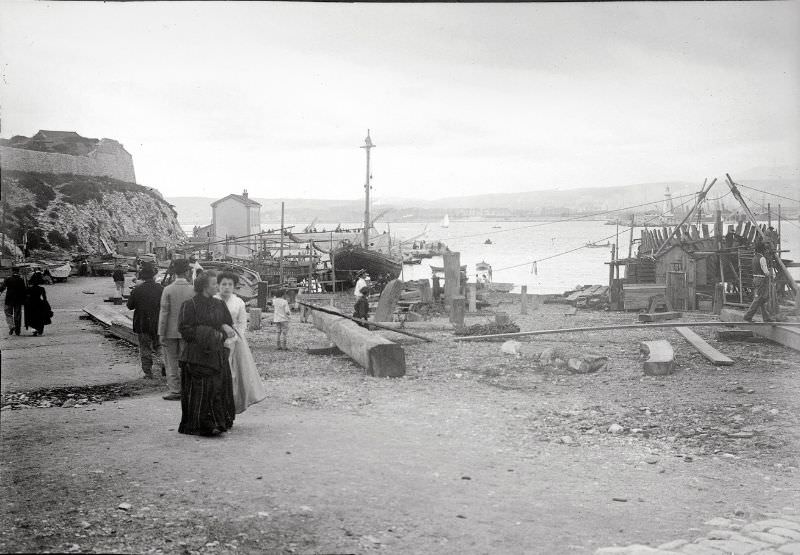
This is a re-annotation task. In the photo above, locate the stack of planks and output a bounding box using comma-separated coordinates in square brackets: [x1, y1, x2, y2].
[623, 284, 667, 311]
[564, 284, 609, 308]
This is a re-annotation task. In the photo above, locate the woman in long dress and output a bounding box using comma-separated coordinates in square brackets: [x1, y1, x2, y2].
[215, 271, 266, 414]
[24, 271, 52, 336]
[178, 271, 237, 436]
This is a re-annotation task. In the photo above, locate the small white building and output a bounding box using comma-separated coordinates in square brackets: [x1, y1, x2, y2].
[211, 190, 261, 258]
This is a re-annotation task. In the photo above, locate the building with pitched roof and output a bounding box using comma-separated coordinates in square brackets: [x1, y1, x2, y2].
[210, 190, 261, 258]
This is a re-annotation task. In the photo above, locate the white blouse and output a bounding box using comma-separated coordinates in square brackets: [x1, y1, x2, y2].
[215, 294, 247, 346]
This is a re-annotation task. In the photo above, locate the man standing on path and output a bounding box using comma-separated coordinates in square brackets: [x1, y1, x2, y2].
[158, 259, 194, 400]
[744, 239, 775, 322]
[0, 267, 26, 336]
[127, 265, 164, 378]
[112, 264, 126, 299]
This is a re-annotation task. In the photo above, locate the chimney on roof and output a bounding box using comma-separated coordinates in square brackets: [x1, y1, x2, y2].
[242, 189, 248, 199]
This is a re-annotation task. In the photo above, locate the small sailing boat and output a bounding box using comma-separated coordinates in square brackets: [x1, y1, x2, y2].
[484, 239, 493, 244]
[585, 241, 611, 248]
[441, 214, 450, 228]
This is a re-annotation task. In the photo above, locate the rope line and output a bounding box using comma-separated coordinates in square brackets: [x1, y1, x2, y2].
[736, 182, 800, 204]
[492, 194, 698, 273]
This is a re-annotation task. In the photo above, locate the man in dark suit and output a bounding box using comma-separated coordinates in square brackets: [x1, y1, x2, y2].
[127, 265, 164, 378]
[0, 267, 27, 336]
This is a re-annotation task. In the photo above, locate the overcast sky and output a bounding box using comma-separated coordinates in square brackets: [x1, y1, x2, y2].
[1, 2, 798, 200]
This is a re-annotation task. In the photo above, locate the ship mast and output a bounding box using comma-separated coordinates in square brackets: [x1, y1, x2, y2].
[361, 130, 375, 249]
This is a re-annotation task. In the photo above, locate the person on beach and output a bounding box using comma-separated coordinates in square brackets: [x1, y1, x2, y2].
[0, 267, 26, 336]
[24, 272, 53, 336]
[126, 265, 164, 378]
[215, 271, 266, 414]
[271, 288, 291, 350]
[353, 286, 370, 327]
[158, 259, 195, 401]
[178, 271, 236, 436]
[112, 264, 126, 298]
[354, 270, 368, 299]
[744, 239, 775, 323]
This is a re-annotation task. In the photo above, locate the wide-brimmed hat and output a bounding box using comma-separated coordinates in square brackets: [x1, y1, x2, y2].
[139, 266, 156, 279]
[172, 259, 190, 274]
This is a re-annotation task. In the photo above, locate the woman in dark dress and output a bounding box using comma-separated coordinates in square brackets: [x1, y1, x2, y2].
[177, 271, 237, 436]
[25, 272, 52, 336]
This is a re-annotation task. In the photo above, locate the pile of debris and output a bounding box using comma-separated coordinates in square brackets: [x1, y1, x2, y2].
[454, 321, 520, 338]
[561, 284, 610, 310]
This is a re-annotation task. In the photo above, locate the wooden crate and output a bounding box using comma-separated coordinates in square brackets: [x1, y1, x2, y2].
[623, 284, 667, 311]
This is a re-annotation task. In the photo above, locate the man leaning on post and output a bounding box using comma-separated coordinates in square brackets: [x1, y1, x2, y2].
[158, 259, 195, 400]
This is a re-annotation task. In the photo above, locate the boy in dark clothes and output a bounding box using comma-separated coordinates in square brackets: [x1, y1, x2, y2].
[353, 287, 369, 327]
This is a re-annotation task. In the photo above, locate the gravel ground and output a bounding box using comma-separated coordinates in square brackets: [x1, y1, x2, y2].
[1, 280, 798, 554]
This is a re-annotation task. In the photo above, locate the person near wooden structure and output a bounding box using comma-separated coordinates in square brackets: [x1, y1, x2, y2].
[177, 271, 237, 436]
[271, 288, 292, 350]
[743, 238, 775, 322]
[353, 286, 370, 327]
[112, 264, 126, 299]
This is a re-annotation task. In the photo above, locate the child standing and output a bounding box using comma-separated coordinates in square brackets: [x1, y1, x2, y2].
[352, 286, 370, 327]
[272, 288, 291, 350]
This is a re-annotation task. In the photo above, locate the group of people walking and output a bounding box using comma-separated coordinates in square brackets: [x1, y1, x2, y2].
[126, 259, 266, 437]
[0, 267, 53, 337]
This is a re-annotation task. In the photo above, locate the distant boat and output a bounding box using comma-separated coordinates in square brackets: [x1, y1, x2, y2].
[441, 214, 450, 228]
[491, 225, 501, 229]
[484, 239, 493, 244]
[430, 263, 466, 274]
[585, 241, 610, 248]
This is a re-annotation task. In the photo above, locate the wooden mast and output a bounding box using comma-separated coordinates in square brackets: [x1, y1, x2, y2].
[361, 130, 375, 249]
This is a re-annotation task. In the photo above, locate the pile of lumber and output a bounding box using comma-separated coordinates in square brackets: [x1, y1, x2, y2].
[562, 284, 609, 309]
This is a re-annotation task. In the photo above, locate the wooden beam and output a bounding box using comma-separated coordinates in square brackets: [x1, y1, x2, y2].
[311, 308, 406, 377]
[452, 320, 800, 342]
[675, 327, 733, 366]
[450, 295, 465, 327]
[374, 279, 403, 322]
[520, 285, 528, 315]
[640, 340, 676, 375]
[715, 328, 754, 341]
[719, 308, 800, 352]
[443, 251, 461, 305]
[83, 304, 138, 345]
[638, 311, 683, 322]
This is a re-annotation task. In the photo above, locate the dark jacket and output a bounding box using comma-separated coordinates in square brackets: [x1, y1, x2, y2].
[126, 279, 164, 336]
[178, 294, 233, 374]
[112, 269, 125, 282]
[353, 296, 369, 321]
[25, 285, 52, 330]
[1, 275, 27, 306]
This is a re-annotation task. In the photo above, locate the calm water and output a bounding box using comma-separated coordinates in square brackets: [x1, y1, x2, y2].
[182, 219, 800, 294]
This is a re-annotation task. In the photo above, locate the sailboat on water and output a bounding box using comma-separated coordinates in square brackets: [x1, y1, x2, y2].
[441, 214, 450, 228]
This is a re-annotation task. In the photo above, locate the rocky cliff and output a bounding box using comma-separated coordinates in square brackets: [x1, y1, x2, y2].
[0, 170, 185, 256]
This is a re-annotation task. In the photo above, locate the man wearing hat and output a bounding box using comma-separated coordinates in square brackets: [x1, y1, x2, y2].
[112, 263, 126, 299]
[744, 238, 776, 323]
[127, 265, 164, 378]
[158, 259, 195, 399]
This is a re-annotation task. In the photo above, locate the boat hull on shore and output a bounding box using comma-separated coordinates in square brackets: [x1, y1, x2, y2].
[332, 244, 402, 282]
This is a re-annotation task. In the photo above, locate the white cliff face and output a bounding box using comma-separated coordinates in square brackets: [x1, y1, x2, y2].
[0, 171, 186, 254]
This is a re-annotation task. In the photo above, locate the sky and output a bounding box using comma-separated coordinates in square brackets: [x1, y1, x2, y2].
[1, 2, 798, 200]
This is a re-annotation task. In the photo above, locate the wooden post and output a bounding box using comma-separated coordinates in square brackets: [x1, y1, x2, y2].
[608, 244, 616, 287]
[257, 282, 269, 310]
[374, 279, 403, 322]
[450, 295, 465, 327]
[248, 308, 262, 331]
[712, 282, 725, 315]
[520, 285, 528, 315]
[419, 280, 432, 303]
[329, 232, 335, 292]
[468, 283, 476, 312]
[736, 248, 743, 304]
[307, 240, 314, 292]
[627, 215, 635, 260]
[443, 251, 461, 306]
[432, 275, 442, 301]
[279, 202, 285, 284]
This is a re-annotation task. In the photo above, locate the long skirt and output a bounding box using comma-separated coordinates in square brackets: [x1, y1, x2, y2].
[178, 359, 236, 436]
[229, 337, 266, 414]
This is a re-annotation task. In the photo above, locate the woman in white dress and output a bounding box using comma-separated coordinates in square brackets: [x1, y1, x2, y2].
[215, 271, 266, 414]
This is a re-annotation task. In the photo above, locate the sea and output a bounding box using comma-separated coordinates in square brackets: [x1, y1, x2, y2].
[181, 219, 800, 295]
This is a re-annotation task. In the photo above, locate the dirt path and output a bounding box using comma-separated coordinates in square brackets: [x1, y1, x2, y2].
[1, 282, 799, 553]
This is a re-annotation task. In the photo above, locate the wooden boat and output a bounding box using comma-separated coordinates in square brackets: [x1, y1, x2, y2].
[430, 264, 467, 274]
[331, 243, 402, 282]
[485, 282, 514, 293]
[162, 260, 261, 300]
[484, 239, 493, 244]
[402, 255, 422, 265]
[585, 241, 610, 248]
[37, 260, 72, 282]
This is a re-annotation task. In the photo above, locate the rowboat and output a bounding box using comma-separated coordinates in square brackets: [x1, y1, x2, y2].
[485, 282, 514, 293]
[585, 241, 610, 248]
[430, 264, 466, 274]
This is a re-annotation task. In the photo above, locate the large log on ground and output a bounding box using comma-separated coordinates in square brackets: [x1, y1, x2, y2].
[375, 321, 454, 331]
[638, 311, 683, 323]
[312, 308, 406, 377]
[374, 279, 404, 322]
[719, 308, 800, 352]
[640, 340, 676, 375]
[675, 327, 733, 366]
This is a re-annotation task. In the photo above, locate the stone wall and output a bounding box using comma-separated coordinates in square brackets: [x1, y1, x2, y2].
[0, 139, 136, 183]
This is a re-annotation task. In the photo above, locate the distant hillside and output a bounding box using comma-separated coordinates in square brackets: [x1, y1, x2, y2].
[1, 170, 185, 256]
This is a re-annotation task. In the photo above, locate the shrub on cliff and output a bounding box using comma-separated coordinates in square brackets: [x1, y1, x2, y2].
[18, 173, 56, 209]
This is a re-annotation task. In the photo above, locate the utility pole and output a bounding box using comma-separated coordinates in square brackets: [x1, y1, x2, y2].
[279, 201, 285, 284]
[361, 130, 375, 249]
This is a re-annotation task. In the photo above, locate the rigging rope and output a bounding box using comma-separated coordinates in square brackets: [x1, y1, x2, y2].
[492, 194, 698, 273]
[735, 182, 800, 204]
